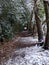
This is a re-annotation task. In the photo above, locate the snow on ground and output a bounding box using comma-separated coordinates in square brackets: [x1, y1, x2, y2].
[4, 45, 49, 65]
[19, 37, 38, 43]
[12, 36, 45, 44]
[19, 36, 45, 43]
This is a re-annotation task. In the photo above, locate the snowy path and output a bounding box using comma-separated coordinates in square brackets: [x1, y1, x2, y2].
[19, 37, 38, 43]
[14, 36, 45, 44]
[4, 45, 49, 65]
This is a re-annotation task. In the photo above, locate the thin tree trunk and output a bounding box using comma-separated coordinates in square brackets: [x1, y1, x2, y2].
[28, 10, 33, 33]
[43, 0, 49, 49]
[33, 24, 37, 37]
[34, 0, 43, 42]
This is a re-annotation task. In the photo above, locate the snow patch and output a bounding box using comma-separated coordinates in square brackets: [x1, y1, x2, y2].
[19, 37, 38, 43]
[4, 45, 49, 65]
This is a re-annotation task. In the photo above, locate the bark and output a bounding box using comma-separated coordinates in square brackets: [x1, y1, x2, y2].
[28, 10, 33, 33]
[34, 0, 43, 42]
[43, 0, 49, 49]
[33, 24, 37, 37]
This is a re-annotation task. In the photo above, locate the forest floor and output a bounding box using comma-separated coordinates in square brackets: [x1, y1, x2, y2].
[2, 44, 49, 65]
[0, 36, 38, 64]
[0, 32, 46, 65]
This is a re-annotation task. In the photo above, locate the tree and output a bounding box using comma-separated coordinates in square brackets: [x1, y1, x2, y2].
[28, 10, 33, 33]
[43, 0, 49, 49]
[34, 0, 43, 43]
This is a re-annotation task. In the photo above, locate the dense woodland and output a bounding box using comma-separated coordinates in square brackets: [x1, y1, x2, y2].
[0, 0, 49, 65]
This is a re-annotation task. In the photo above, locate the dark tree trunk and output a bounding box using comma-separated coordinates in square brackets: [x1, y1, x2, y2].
[34, 0, 43, 42]
[28, 10, 33, 33]
[33, 24, 37, 37]
[35, 14, 43, 42]
[43, 0, 49, 49]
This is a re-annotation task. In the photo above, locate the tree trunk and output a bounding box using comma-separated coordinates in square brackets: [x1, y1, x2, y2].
[43, 0, 49, 49]
[33, 24, 37, 37]
[34, 0, 43, 42]
[28, 10, 33, 33]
